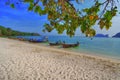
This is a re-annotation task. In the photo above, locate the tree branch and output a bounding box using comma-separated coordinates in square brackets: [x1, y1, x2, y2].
[34, 0, 39, 6]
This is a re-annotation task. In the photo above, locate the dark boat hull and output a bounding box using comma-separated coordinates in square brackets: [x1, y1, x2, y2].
[28, 39, 44, 43]
[49, 43, 61, 46]
[62, 43, 79, 48]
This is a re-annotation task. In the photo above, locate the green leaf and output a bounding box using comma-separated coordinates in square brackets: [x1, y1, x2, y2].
[42, 29, 46, 32]
[34, 6, 41, 13]
[44, 24, 53, 32]
[28, 3, 34, 11]
[76, 0, 79, 3]
[105, 22, 112, 30]
[83, 8, 89, 12]
[104, 11, 113, 21]
[98, 20, 105, 30]
[89, 29, 96, 37]
[24, 0, 33, 3]
[81, 25, 86, 33]
[10, 4, 14, 8]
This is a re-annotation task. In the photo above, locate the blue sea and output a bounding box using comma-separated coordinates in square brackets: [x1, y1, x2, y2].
[48, 36, 120, 59]
[19, 36, 120, 59]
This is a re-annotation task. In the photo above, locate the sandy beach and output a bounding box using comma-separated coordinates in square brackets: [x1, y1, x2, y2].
[0, 38, 120, 80]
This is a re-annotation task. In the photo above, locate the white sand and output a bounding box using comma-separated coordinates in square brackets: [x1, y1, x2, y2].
[0, 38, 120, 80]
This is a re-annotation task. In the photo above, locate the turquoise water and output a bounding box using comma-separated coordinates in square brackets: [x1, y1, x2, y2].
[19, 36, 120, 59]
[48, 36, 120, 59]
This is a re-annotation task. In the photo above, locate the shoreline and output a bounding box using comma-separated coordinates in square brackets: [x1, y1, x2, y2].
[30, 39, 120, 64]
[7, 37, 120, 63]
[0, 37, 120, 80]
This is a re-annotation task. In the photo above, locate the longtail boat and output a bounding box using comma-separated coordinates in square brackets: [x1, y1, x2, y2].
[49, 41, 61, 46]
[62, 42, 79, 48]
[28, 39, 44, 43]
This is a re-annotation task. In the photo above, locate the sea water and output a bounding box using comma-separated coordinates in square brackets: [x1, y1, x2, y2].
[20, 36, 120, 59]
[48, 36, 120, 59]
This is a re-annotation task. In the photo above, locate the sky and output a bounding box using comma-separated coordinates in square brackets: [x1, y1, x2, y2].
[0, 0, 120, 36]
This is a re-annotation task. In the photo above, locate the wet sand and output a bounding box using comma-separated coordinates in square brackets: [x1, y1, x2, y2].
[0, 38, 120, 80]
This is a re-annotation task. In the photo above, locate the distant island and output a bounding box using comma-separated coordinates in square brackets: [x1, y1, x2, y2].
[94, 34, 109, 38]
[0, 25, 40, 36]
[112, 32, 120, 38]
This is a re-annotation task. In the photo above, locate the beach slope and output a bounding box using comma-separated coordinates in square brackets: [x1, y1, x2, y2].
[0, 38, 120, 80]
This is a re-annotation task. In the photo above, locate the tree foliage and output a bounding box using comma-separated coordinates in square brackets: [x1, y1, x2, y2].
[6, 0, 119, 37]
[0, 25, 40, 36]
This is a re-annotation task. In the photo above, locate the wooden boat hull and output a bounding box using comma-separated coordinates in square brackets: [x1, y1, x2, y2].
[28, 39, 43, 43]
[62, 43, 79, 48]
[49, 42, 61, 46]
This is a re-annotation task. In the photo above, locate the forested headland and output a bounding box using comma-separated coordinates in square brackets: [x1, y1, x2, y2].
[0, 25, 40, 36]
